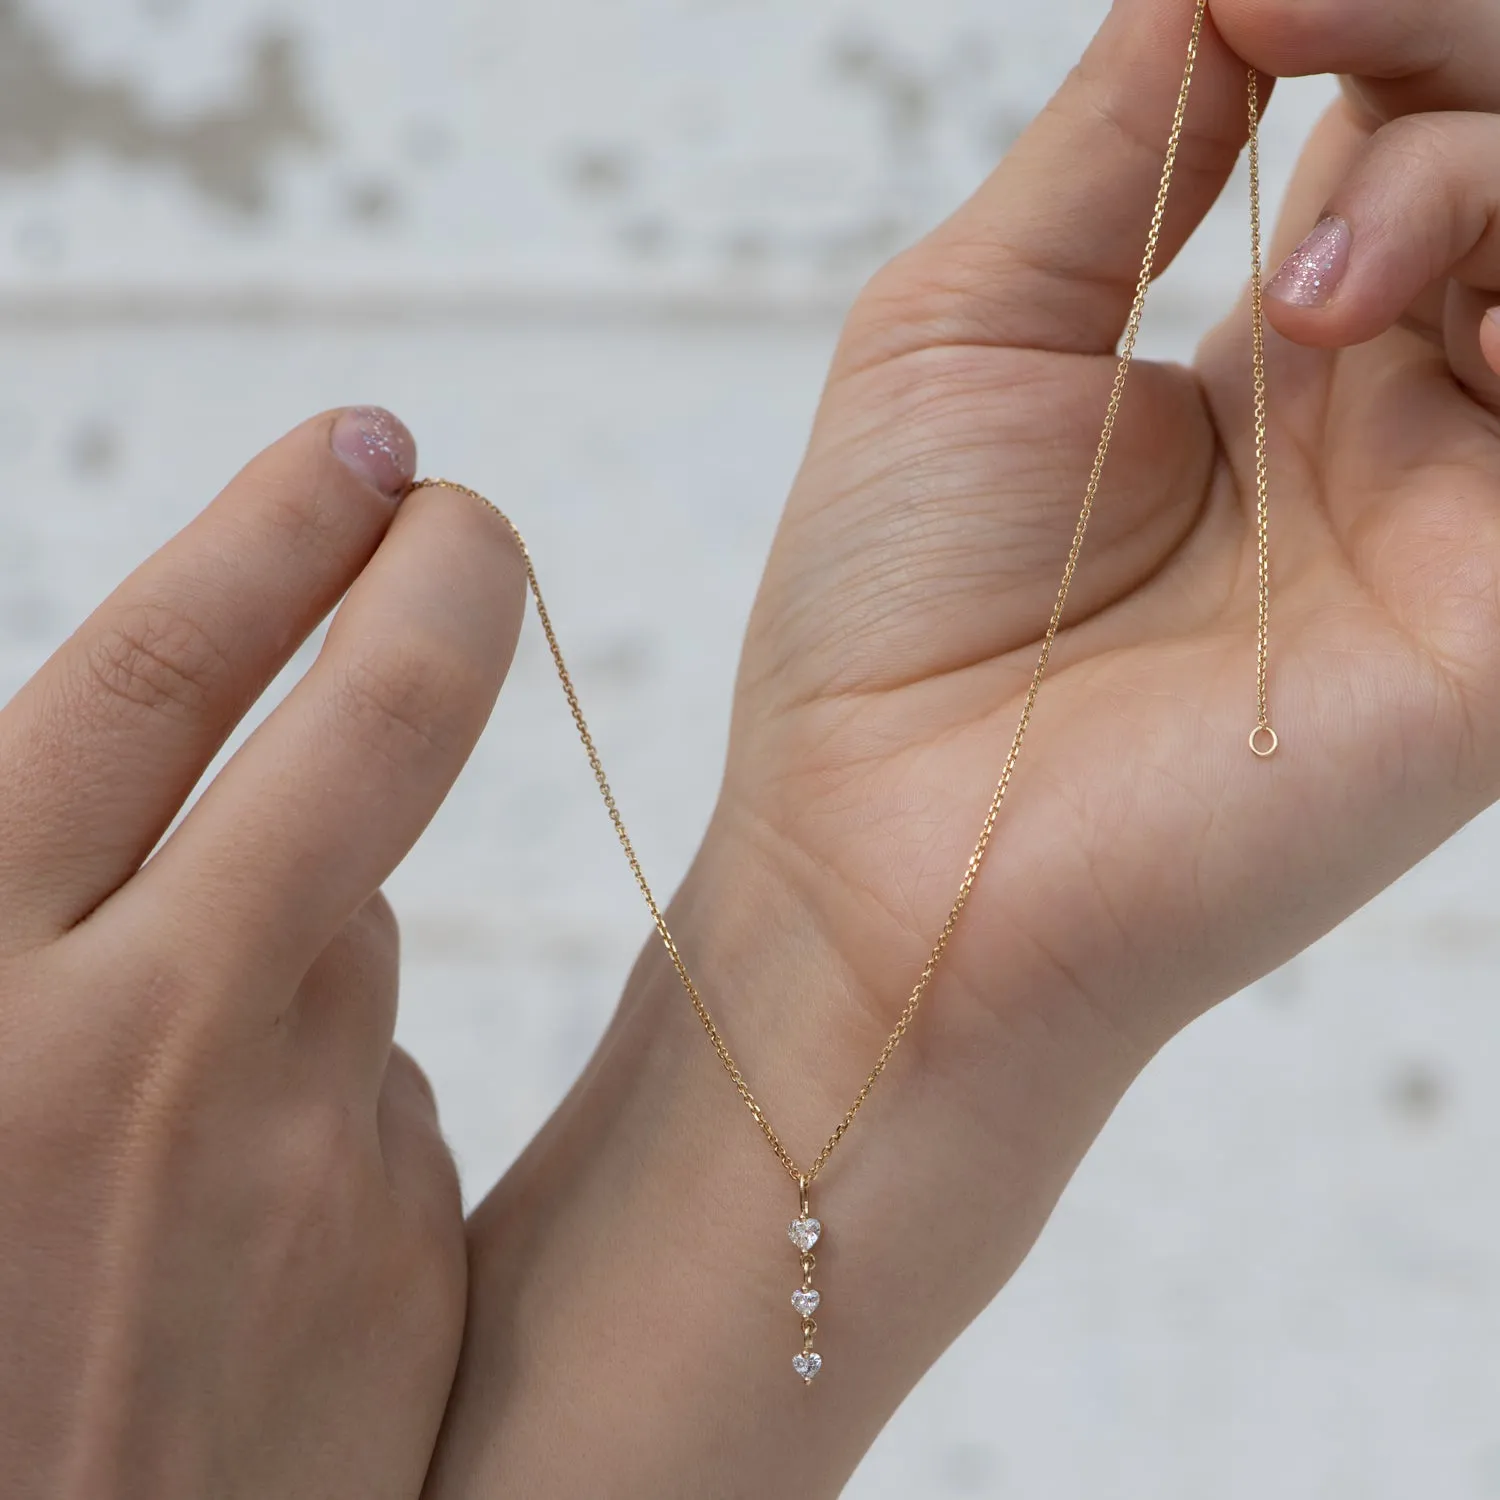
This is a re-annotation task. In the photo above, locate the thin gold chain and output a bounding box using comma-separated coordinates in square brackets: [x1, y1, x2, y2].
[412, 0, 1273, 1189]
[1247, 65, 1277, 756]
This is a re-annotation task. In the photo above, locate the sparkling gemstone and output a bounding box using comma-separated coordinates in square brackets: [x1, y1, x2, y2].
[787, 1216, 822, 1253]
[792, 1350, 823, 1382]
[791, 1287, 821, 1317]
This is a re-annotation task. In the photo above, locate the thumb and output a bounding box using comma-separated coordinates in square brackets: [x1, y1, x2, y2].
[842, 0, 1262, 367]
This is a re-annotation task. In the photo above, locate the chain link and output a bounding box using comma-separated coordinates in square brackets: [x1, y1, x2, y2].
[411, 0, 1273, 1189]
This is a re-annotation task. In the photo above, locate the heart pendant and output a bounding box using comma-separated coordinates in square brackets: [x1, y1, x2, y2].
[791, 1286, 821, 1317]
[787, 1216, 821, 1253]
[792, 1350, 823, 1382]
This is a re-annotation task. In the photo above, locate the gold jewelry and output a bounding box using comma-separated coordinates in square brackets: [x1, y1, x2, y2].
[415, 0, 1273, 1388]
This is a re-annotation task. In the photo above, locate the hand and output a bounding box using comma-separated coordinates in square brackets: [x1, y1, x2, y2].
[0, 411, 524, 1498]
[427, 0, 1500, 1494]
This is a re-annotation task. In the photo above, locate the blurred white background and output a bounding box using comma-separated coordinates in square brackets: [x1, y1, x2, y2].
[1, 1, 1497, 1494]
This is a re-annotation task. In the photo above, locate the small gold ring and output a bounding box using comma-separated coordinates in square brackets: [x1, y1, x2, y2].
[1249, 724, 1279, 758]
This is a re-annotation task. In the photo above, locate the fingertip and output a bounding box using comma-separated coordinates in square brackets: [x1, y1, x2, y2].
[349, 480, 530, 738]
[331, 407, 418, 500]
[403, 480, 530, 623]
[1206, 0, 1333, 76]
[1207, 0, 1450, 81]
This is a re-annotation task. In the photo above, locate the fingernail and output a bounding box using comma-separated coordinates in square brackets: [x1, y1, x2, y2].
[1267, 215, 1351, 309]
[331, 406, 417, 498]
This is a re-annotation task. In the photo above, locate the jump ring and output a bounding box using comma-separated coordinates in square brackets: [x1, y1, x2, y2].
[1249, 724, 1279, 758]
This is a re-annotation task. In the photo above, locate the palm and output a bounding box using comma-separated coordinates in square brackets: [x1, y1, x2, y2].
[728, 282, 1500, 1059]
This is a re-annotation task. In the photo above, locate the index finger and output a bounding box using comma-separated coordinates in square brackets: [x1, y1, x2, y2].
[1211, 0, 1500, 120]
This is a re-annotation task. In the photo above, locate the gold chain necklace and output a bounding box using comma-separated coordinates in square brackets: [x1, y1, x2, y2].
[417, 0, 1274, 1387]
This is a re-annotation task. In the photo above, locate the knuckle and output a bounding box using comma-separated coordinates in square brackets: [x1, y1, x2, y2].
[864, 242, 961, 320]
[384, 1043, 439, 1115]
[19, 944, 226, 1139]
[383, 1128, 465, 1304]
[81, 600, 229, 720]
[385, 1195, 466, 1354]
[332, 650, 450, 759]
[408, 1195, 466, 1315]
[330, 646, 475, 765]
[838, 247, 958, 369]
[839, 230, 1040, 373]
[271, 1097, 368, 1211]
[258, 471, 363, 564]
[353, 888, 402, 955]
[1379, 112, 1452, 173]
[100, 949, 239, 1066]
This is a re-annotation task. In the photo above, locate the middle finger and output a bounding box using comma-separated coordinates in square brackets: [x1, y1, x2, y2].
[106, 483, 526, 992]
[0, 408, 416, 951]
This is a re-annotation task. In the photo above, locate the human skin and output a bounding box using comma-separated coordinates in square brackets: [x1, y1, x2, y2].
[0, 411, 527, 1498]
[421, 0, 1500, 1494]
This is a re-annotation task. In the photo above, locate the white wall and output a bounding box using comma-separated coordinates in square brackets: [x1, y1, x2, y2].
[2, 2, 1496, 1495]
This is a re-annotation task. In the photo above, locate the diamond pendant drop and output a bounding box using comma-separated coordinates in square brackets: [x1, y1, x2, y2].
[787, 1216, 821, 1253]
[790, 1177, 822, 1382]
[791, 1287, 820, 1317]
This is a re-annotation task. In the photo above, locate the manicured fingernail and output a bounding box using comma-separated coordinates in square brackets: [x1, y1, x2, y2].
[1267, 216, 1351, 309]
[331, 406, 416, 497]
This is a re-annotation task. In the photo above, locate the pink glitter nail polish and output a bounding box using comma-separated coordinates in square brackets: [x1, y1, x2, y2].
[331, 406, 417, 497]
[1266, 216, 1351, 309]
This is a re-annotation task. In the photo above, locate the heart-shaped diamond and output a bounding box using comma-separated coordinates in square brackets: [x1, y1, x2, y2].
[787, 1217, 822, 1253]
[791, 1287, 821, 1317]
[792, 1350, 823, 1382]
